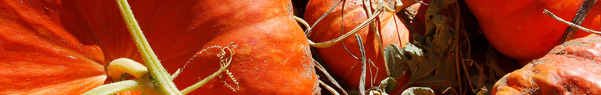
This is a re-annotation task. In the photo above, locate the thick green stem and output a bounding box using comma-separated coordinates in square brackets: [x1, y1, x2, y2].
[115, 0, 182, 94]
[83, 78, 157, 95]
[83, 80, 140, 95]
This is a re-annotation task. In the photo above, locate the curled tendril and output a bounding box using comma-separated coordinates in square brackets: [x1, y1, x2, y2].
[179, 42, 238, 94]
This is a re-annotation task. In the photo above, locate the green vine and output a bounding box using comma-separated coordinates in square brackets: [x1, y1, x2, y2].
[84, 0, 239, 94]
[115, 0, 181, 94]
[83, 77, 158, 95]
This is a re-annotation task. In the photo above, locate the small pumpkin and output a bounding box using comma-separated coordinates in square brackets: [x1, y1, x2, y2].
[304, 0, 411, 89]
[465, 0, 601, 65]
[493, 34, 601, 94]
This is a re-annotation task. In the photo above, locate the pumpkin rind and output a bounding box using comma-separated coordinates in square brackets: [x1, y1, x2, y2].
[493, 35, 601, 95]
[1, 0, 319, 94]
[304, 0, 411, 89]
[0, 0, 108, 94]
[164, 0, 320, 94]
[465, 0, 601, 64]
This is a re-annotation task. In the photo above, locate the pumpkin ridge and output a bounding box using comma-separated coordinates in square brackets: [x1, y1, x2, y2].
[1, 1, 105, 65]
[4, 75, 106, 95]
[20, 31, 103, 66]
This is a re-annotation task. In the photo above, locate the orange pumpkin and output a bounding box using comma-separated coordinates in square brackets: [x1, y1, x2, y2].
[0, 0, 318, 94]
[169, 0, 319, 94]
[465, 0, 601, 65]
[494, 34, 601, 94]
[0, 0, 121, 94]
[304, 0, 411, 89]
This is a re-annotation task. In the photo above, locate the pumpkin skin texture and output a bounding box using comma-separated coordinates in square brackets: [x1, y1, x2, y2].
[0, 0, 109, 94]
[166, 0, 320, 94]
[0, 0, 318, 94]
[493, 35, 601, 95]
[465, 0, 601, 65]
[0, 0, 206, 94]
[304, 0, 411, 89]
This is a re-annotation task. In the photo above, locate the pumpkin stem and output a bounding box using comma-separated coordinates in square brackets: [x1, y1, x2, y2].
[107, 58, 149, 81]
[294, 16, 311, 29]
[115, 0, 182, 94]
[83, 77, 159, 95]
[180, 43, 238, 94]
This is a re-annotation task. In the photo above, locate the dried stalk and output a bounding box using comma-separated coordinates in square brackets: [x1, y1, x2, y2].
[560, 0, 597, 43]
[544, 9, 601, 34]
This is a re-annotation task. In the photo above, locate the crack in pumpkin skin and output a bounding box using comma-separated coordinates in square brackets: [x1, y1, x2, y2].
[494, 35, 601, 95]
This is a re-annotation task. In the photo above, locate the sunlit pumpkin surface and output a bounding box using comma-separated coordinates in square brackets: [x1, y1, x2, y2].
[0, 0, 318, 94]
[494, 35, 601, 95]
[304, 0, 410, 89]
[465, 0, 601, 64]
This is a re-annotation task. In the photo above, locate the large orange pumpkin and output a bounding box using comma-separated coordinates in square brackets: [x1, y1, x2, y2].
[465, 0, 601, 64]
[0, 0, 318, 94]
[304, 0, 411, 89]
[169, 0, 320, 94]
[493, 34, 601, 94]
